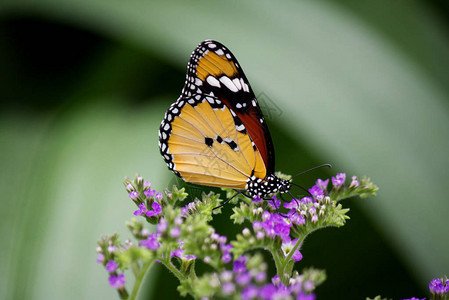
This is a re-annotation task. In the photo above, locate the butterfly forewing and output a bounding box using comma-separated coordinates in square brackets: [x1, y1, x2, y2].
[180, 40, 275, 174]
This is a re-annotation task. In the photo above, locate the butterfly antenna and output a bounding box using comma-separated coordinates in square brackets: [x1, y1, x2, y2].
[290, 164, 332, 180]
[290, 182, 312, 196]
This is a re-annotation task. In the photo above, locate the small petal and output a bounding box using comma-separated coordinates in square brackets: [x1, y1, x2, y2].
[129, 191, 139, 200]
[96, 253, 105, 263]
[170, 227, 181, 238]
[106, 260, 118, 273]
[109, 273, 125, 289]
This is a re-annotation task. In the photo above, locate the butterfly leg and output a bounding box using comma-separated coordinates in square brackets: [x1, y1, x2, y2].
[275, 194, 289, 218]
[212, 190, 241, 211]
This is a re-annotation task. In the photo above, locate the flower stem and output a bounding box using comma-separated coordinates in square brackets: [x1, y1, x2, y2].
[270, 248, 284, 280]
[129, 258, 154, 300]
[160, 259, 187, 282]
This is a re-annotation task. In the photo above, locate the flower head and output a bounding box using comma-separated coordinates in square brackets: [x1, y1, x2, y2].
[316, 178, 329, 190]
[139, 232, 160, 250]
[96, 253, 105, 263]
[143, 189, 156, 198]
[129, 191, 139, 200]
[252, 195, 263, 203]
[155, 192, 163, 201]
[106, 260, 118, 273]
[350, 176, 359, 188]
[332, 173, 346, 188]
[429, 277, 449, 295]
[109, 273, 125, 289]
[233, 256, 247, 274]
[133, 203, 147, 216]
[308, 185, 324, 201]
[146, 201, 162, 217]
[241, 285, 259, 300]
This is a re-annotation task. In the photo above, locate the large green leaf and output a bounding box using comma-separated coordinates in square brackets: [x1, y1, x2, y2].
[1, 0, 448, 298]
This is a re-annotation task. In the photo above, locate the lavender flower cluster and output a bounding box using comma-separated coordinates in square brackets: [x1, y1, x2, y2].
[96, 173, 379, 300]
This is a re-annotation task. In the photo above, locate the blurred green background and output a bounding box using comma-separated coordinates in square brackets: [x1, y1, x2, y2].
[1, 0, 448, 299]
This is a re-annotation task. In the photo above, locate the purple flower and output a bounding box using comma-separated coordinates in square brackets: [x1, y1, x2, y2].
[139, 233, 160, 250]
[129, 191, 139, 200]
[350, 176, 359, 187]
[133, 203, 147, 216]
[236, 272, 252, 286]
[144, 181, 151, 189]
[400, 298, 425, 300]
[254, 271, 267, 283]
[272, 275, 281, 286]
[256, 231, 265, 239]
[261, 213, 291, 240]
[96, 253, 105, 263]
[252, 195, 263, 203]
[429, 277, 448, 295]
[155, 192, 163, 201]
[262, 211, 271, 221]
[221, 244, 233, 263]
[284, 199, 300, 210]
[172, 241, 196, 260]
[146, 201, 162, 217]
[106, 260, 118, 273]
[253, 221, 262, 231]
[316, 178, 329, 190]
[292, 250, 303, 262]
[241, 285, 259, 300]
[308, 185, 324, 200]
[174, 217, 183, 226]
[222, 282, 235, 295]
[259, 284, 276, 300]
[300, 197, 313, 205]
[303, 280, 314, 292]
[156, 218, 168, 233]
[109, 273, 125, 289]
[332, 173, 346, 188]
[219, 244, 234, 264]
[222, 251, 232, 263]
[143, 189, 156, 198]
[297, 291, 316, 300]
[170, 227, 180, 238]
[125, 184, 134, 192]
[233, 256, 247, 274]
[288, 211, 306, 225]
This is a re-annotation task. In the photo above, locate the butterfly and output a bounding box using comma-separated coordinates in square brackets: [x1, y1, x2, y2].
[159, 40, 292, 203]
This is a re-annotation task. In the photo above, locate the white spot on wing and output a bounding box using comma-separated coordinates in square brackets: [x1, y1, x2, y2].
[219, 76, 238, 92]
[206, 76, 221, 88]
[232, 78, 242, 90]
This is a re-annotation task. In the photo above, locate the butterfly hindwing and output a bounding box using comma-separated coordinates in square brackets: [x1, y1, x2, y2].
[181, 40, 275, 175]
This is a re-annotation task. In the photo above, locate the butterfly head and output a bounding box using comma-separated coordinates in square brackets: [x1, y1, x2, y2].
[246, 174, 291, 199]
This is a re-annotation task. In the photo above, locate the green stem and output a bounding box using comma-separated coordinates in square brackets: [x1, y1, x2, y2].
[160, 259, 187, 281]
[283, 237, 303, 266]
[271, 248, 284, 279]
[129, 258, 154, 300]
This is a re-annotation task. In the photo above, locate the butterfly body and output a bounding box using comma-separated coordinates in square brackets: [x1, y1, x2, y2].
[159, 40, 290, 199]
